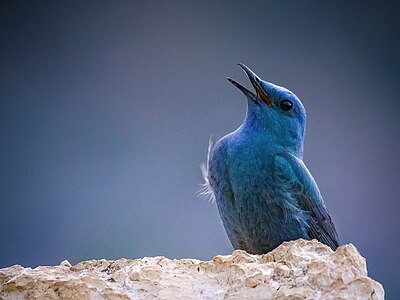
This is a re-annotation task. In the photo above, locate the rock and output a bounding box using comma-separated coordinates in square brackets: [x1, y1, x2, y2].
[0, 239, 384, 299]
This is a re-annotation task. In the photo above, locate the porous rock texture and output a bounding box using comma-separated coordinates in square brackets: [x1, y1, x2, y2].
[0, 239, 383, 300]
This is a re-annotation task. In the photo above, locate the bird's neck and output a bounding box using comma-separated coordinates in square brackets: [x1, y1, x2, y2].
[240, 110, 305, 159]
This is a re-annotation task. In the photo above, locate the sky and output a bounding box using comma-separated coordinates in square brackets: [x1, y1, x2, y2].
[0, 0, 399, 297]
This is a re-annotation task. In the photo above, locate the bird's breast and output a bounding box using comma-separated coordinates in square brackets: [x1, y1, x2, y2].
[226, 137, 275, 201]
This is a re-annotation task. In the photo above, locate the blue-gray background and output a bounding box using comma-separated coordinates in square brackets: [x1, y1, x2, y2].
[1, 1, 399, 297]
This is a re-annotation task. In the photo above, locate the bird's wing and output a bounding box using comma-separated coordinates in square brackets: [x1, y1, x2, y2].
[273, 152, 339, 250]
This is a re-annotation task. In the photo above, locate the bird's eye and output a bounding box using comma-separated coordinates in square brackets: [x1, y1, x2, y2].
[255, 77, 260, 83]
[280, 100, 293, 111]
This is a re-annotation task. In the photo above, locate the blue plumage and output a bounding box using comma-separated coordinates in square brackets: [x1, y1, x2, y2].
[203, 64, 338, 253]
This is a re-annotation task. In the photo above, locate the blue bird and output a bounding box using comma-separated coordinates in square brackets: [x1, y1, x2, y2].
[202, 63, 339, 254]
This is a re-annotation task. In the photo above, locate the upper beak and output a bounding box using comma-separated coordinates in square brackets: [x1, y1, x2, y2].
[237, 63, 273, 107]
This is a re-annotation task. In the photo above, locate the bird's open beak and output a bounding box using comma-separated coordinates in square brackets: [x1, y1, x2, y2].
[227, 63, 272, 107]
[238, 63, 272, 107]
[226, 77, 257, 101]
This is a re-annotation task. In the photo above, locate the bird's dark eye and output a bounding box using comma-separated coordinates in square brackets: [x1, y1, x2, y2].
[255, 77, 260, 83]
[280, 100, 293, 111]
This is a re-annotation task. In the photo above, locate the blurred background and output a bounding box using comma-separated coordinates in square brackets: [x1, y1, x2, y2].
[1, 0, 399, 297]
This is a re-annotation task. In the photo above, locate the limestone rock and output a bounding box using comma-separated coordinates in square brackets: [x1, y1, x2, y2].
[0, 239, 384, 299]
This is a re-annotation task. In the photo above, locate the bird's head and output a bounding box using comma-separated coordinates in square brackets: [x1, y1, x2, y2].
[228, 63, 306, 156]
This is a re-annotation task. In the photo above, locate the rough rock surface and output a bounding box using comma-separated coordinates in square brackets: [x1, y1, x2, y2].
[0, 239, 383, 300]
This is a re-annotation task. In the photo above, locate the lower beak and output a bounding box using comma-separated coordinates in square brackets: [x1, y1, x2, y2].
[237, 63, 272, 107]
[227, 77, 257, 101]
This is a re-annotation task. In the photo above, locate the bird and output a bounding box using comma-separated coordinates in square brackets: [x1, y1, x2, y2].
[201, 63, 339, 254]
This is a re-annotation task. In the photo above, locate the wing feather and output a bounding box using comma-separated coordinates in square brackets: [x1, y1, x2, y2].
[274, 153, 339, 250]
